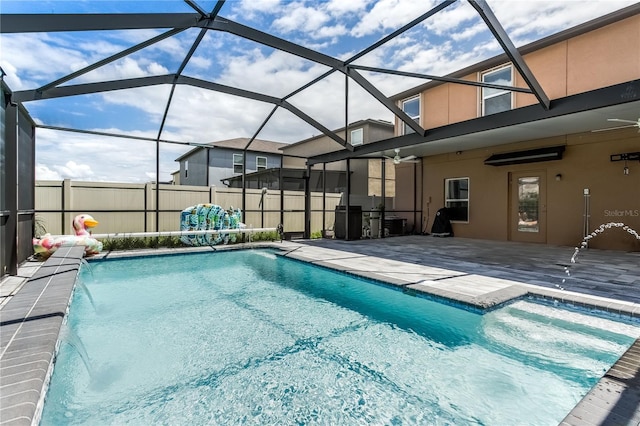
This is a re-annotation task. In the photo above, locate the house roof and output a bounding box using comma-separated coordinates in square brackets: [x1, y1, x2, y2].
[175, 137, 288, 161]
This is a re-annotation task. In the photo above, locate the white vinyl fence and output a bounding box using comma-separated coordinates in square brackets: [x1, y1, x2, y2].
[35, 180, 342, 237]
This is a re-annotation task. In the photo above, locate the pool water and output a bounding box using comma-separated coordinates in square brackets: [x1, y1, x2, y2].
[41, 249, 640, 425]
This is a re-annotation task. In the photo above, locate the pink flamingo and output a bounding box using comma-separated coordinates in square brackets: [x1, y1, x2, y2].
[33, 214, 103, 257]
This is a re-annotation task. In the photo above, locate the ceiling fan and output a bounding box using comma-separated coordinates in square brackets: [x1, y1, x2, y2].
[384, 148, 419, 164]
[592, 118, 640, 133]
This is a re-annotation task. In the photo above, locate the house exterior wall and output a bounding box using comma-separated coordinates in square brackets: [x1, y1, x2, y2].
[209, 147, 282, 187]
[395, 14, 640, 251]
[180, 149, 208, 186]
[423, 130, 639, 251]
[396, 14, 640, 133]
[178, 147, 283, 187]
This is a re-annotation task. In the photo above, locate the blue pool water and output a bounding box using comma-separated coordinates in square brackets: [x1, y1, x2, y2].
[41, 249, 640, 425]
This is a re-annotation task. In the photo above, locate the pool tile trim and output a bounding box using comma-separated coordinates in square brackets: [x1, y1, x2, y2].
[0, 246, 84, 426]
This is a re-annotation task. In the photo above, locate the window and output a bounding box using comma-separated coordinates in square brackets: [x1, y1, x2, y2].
[256, 156, 267, 171]
[184, 160, 188, 178]
[401, 96, 420, 135]
[481, 65, 512, 116]
[367, 159, 396, 198]
[518, 177, 539, 233]
[233, 154, 243, 174]
[445, 177, 469, 222]
[350, 128, 363, 146]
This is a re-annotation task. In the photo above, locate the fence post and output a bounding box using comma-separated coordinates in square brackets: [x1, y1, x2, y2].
[210, 185, 216, 205]
[62, 179, 72, 235]
[145, 182, 154, 232]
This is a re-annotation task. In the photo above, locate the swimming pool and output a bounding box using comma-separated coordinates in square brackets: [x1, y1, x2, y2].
[41, 249, 640, 425]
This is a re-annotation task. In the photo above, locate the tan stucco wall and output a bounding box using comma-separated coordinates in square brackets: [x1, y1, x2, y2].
[422, 130, 640, 251]
[396, 14, 640, 130]
[567, 15, 640, 95]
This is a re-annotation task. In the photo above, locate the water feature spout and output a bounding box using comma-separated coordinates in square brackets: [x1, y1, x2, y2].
[59, 326, 94, 379]
[571, 222, 640, 264]
[76, 280, 97, 312]
[561, 222, 639, 287]
[80, 258, 95, 282]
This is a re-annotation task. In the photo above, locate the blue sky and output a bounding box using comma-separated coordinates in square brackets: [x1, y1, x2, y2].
[1, 0, 638, 182]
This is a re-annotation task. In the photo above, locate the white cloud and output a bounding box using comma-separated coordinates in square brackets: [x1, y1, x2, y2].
[36, 164, 63, 181]
[238, 0, 281, 14]
[272, 3, 330, 33]
[326, 0, 372, 16]
[351, 0, 438, 37]
[314, 24, 349, 40]
[54, 160, 94, 179]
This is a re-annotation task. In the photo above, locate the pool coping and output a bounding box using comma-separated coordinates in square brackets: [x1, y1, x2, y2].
[1, 241, 639, 425]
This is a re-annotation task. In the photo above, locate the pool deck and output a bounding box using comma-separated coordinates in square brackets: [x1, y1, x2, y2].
[1, 236, 639, 425]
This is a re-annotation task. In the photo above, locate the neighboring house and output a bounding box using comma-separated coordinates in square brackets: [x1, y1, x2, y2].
[381, 6, 640, 251]
[175, 138, 287, 187]
[281, 119, 394, 201]
[222, 119, 395, 197]
[170, 170, 180, 185]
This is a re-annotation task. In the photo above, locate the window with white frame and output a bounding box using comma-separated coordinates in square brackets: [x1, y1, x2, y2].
[481, 65, 513, 116]
[256, 156, 267, 171]
[445, 177, 469, 222]
[184, 160, 188, 178]
[350, 128, 363, 146]
[233, 154, 243, 174]
[401, 96, 420, 135]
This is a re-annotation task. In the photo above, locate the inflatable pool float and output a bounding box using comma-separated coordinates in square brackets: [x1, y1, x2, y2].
[180, 204, 244, 246]
[33, 214, 103, 257]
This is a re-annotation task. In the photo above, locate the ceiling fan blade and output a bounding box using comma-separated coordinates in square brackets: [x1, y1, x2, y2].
[400, 155, 417, 162]
[591, 124, 638, 132]
[607, 118, 637, 124]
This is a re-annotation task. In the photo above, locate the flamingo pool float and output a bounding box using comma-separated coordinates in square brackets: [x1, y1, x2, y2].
[33, 214, 103, 257]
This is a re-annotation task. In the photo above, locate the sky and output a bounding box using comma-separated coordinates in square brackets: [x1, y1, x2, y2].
[1, 0, 638, 183]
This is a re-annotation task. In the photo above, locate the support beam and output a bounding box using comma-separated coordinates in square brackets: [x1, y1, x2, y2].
[0, 13, 201, 33]
[35, 124, 208, 147]
[347, 68, 425, 136]
[37, 28, 186, 94]
[15, 75, 349, 149]
[307, 79, 640, 165]
[469, 0, 550, 109]
[203, 17, 343, 70]
[346, 0, 457, 64]
[244, 106, 279, 150]
[13, 75, 175, 102]
[350, 65, 533, 94]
